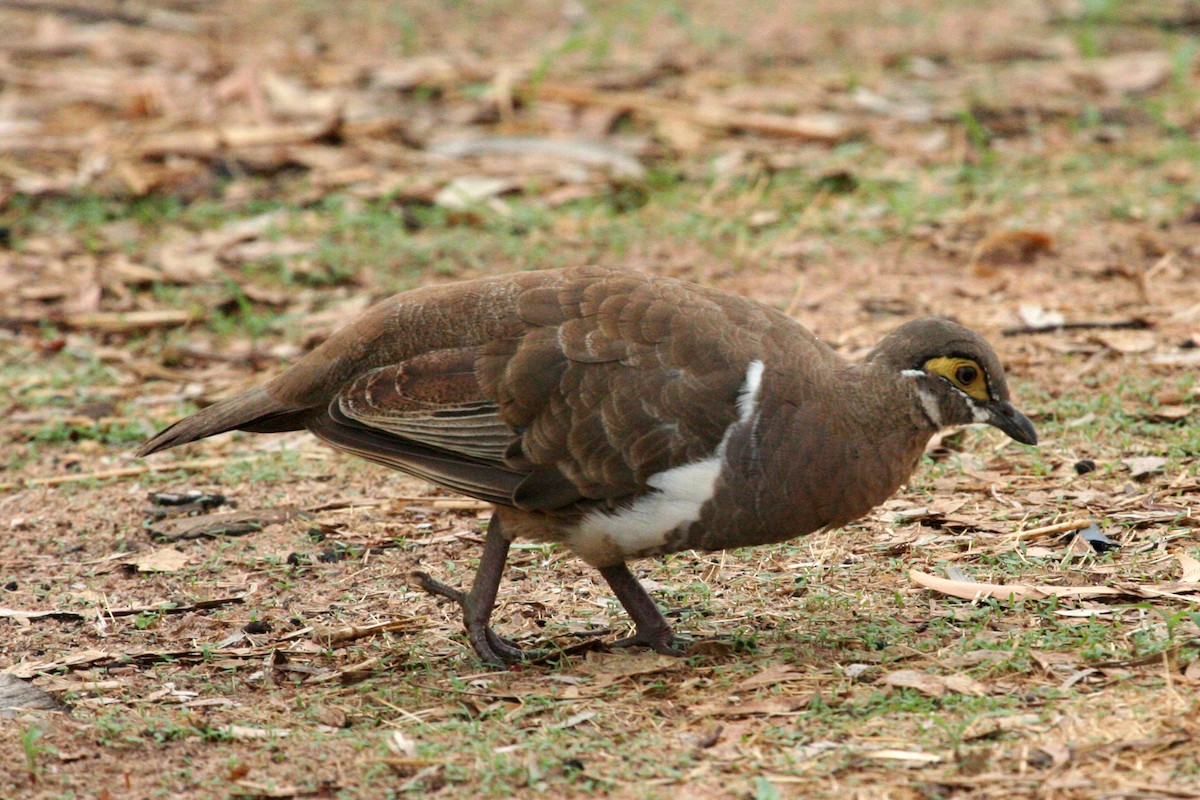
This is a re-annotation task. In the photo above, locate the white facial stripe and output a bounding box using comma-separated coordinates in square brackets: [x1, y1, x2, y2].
[915, 384, 943, 428]
[737, 360, 765, 423]
[901, 369, 924, 379]
[971, 403, 991, 424]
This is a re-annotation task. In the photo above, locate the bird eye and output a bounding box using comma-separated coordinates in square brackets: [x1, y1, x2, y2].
[955, 365, 978, 385]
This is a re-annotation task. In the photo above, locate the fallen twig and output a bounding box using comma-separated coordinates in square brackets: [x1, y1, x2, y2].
[313, 618, 422, 646]
[0, 309, 198, 333]
[1007, 518, 1095, 541]
[1001, 319, 1150, 336]
[530, 82, 851, 142]
[150, 507, 307, 541]
[134, 117, 340, 157]
[6, 641, 271, 679]
[0, 457, 233, 492]
[0, 594, 244, 623]
[309, 496, 491, 512]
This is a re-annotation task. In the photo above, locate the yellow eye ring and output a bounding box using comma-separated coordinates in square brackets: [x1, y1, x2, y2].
[924, 356, 989, 401]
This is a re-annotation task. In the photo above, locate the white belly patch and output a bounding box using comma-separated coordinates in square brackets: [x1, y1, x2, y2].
[566, 359, 764, 566]
[568, 456, 723, 565]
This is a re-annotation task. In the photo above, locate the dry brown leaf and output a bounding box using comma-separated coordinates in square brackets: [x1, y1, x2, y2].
[1076, 51, 1172, 95]
[231, 781, 304, 799]
[860, 749, 942, 764]
[372, 55, 476, 90]
[971, 229, 1054, 273]
[962, 712, 1043, 741]
[942, 674, 988, 697]
[1065, 533, 1095, 557]
[128, 547, 190, 573]
[149, 508, 305, 541]
[732, 663, 807, 692]
[1144, 405, 1193, 422]
[1122, 456, 1167, 478]
[388, 730, 418, 758]
[1092, 330, 1158, 354]
[429, 136, 645, 180]
[154, 238, 220, 283]
[223, 238, 314, 265]
[434, 176, 517, 210]
[579, 652, 683, 687]
[690, 697, 809, 718]
[225, 724, 289, 741]
[703, 719, 758, 760]
[1031, 650, 1080, 674]
[654, 116, 708, 153]
[1035, 741, 1072, 768]
[1017, 304, 1066, 328]
[909, 569, 1045, 601]
[881, 669, 948, 697]
[909, 569, 1126, 602]
[881, 670, 986, 698]
[1175, 552, 1200, 583]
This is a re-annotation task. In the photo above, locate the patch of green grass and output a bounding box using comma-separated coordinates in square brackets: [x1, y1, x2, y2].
[28, 418, 147, 447]
[216, 449, 308, 483]
[20, 726, 46, 784]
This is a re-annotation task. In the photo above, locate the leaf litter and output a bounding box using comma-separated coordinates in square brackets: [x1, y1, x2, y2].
[1, 1, 1199, 798]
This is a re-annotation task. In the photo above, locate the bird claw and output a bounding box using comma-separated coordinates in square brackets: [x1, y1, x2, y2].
[412, 570, 466, 604]
[608, 626, 685, 657]
[412, 570, 539, 666]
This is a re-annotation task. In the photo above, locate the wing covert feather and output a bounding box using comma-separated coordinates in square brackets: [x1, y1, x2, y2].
[307, 268, 787, 514]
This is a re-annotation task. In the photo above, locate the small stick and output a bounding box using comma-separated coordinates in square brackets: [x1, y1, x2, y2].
[308, 497, 490, 512]
[1007, 519, 1094, 541]
[313, 618, 420, 645]
[0, 457, 233, 492]
[531, 82, 850, 142]
[1001, 319, 1149, 337]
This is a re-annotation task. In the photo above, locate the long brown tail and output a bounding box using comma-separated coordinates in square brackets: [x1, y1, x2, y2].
[136, 385, 311, 457]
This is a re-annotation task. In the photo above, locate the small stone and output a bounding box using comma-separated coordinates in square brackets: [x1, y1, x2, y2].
[1074, 459, 1096, 475]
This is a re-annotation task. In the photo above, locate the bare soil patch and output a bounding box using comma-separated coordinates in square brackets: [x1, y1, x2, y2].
[1, 1, 1198, 798]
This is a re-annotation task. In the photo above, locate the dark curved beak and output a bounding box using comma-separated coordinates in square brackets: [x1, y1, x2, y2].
[987, 401, 1038, 445]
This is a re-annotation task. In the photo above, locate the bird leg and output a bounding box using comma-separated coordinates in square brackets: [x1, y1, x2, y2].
[598, 563, 684, 656]
[412, 515, 528, 666]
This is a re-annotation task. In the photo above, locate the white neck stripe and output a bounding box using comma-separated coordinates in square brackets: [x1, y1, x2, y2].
[915, 384, 943, 428]
[737, 360, 765, 423]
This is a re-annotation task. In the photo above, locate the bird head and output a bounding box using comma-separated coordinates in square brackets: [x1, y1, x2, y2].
[868, 317, 1038, 445]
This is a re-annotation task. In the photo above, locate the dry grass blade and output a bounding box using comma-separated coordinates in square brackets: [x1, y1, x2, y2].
[313, 619, 422, 645]
[0, 595, 244, 626]
[0, 457, 234, 491]
[909, 569, 1130, 601]
[533, 82, 852, 143]
[149, 508, 307, 541]
[1008, 518, 1095, 541]
[3, 1, 1200, 798]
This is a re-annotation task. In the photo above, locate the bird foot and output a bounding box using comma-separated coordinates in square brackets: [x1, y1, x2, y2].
[411, 570, 542, 666]
[608, 625, 685, 656]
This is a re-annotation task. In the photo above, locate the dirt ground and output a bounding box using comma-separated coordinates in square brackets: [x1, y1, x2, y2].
[1, 1, 1199, 798]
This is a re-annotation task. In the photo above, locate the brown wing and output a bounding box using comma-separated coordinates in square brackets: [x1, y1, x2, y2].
[482, 269, 774, 509]
[337, 347, 513, 462]
[307, 346, 526, 506]
[302, 267, 777, 513]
